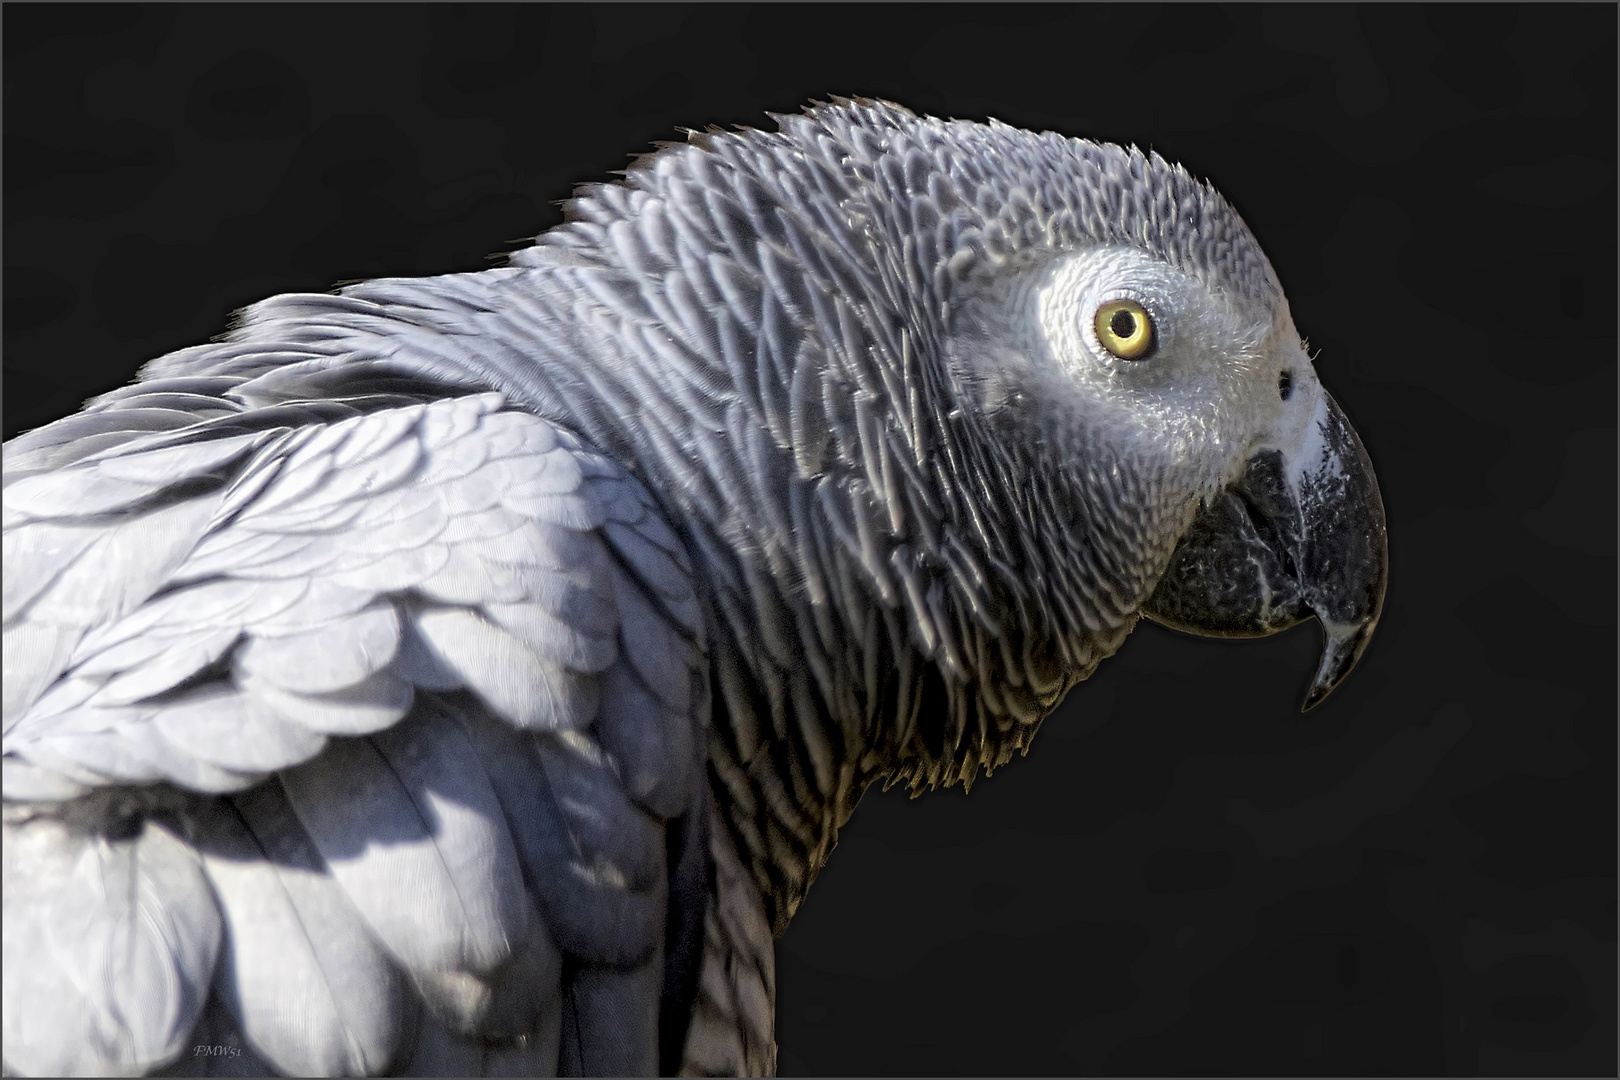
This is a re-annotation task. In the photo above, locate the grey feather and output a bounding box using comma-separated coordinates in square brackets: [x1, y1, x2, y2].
[412, 608, 601, 730]
[392, 616, 469, 691]
[3, 407, 229, 480]
[2, 813, 220, 1077]
[3, 623, 81, 730]
[89, 432, 268, 485]
[86, 625, 242, 706]
[246, 580, 377, 637]
[450, 705, 668, 967]
[22, 496, 222, 629]
[311, 436, 422, 507]
[411, 909, 563, 1039]
[195, 784, 410, 1076]
[482, 599, 617, 674]
[609, 562, 694, 715]
[2, 522, 103, 623]
[392, 1020, 482, 1078]
[325, 542, 452, 593]
[594, 660, 697, 820]
[410, 544, 531, 607]
[155, 690, 329, 773]
[560, 954, 663, 1077]
[5, 466, 194, 521]
[174, 528, 321, 582]
[15, 710, 262, 793]
[69, 579, 298, 669]
[233, 602, 401, 694]
[242, 668, 415, 736]
[14, 722, 170, 787]
[1, 756, 90, 801]
[278, 709, 530, 975]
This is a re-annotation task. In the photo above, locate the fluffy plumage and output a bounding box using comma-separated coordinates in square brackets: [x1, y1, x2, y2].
[2, 98, 1382, 1076]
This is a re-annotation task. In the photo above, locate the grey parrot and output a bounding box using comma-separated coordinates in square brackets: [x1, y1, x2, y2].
[1, 99, 1386, 1077]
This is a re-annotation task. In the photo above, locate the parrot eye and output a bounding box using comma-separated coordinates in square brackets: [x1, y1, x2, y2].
[1093, 299, 1156, 360]
[1278, 370, 1294, 400]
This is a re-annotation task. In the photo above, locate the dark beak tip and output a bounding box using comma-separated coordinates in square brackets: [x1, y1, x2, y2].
[1298, 615, 1379, 715]
[1299, 687, 1329, 715]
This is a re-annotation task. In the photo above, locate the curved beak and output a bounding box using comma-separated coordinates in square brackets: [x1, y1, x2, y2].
[1142, 387, 1388, 712]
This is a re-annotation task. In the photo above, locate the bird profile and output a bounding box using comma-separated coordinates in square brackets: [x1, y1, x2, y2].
[1, 98, 1386, 1077]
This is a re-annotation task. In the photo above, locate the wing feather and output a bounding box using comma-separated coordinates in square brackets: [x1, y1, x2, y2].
[413, 608, 601, 730]
[1, 812, 221, 1077]
[86, 624, 242, 706]
[243, 667, 416, 736]
[154, 690, 329, 773]
[194, 784, 409, 1077]
[7, 374, 713, 1077]
[1, 522, 102, 623]
[449, 706, 667, 968]
[232, 601, 401, 694]
[278, 707, 531, 976]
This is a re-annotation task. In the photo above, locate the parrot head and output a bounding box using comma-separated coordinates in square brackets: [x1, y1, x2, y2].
[1029, 240, 1385, 711]
[900, 116, 1388, 712]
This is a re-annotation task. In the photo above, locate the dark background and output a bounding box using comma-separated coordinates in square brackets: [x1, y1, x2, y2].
[5, 4, 1614, 1076]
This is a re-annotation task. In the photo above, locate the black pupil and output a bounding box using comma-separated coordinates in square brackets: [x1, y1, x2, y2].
[1110, 309, 1137, 339]
[1278, 370, 1293, 400]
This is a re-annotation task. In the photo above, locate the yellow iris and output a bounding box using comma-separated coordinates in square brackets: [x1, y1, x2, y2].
[1094, 299, 1155, 360]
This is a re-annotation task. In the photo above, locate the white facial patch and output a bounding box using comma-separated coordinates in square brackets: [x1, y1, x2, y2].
[1248, 350, 1342, 502]
[1032, 246, 1184, 386]
[1288, 386, 1344, 496]
[1025, 245, 1278, 499]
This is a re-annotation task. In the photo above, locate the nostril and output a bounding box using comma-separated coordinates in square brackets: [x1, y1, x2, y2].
[1278, 370, 1293, 401]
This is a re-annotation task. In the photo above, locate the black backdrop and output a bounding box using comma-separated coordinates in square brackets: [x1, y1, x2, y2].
[4, 5, 1615, 1076]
